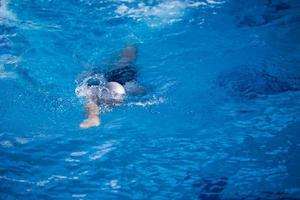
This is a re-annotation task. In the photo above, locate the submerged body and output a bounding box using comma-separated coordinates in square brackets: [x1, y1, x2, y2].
[79, 46, 144, 128]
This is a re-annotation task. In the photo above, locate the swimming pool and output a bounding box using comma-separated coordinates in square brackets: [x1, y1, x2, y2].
[1, 0, 300, 199]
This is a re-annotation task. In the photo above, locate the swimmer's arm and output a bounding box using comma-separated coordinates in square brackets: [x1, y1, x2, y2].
[80, 99, 101, 128]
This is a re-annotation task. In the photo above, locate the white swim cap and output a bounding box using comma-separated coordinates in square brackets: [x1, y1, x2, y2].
[106, 82, 125, 95]
[105, 82, 126, 103]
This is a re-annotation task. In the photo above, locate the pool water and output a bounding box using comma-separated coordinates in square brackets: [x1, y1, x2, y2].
[1, 0, 300, 199]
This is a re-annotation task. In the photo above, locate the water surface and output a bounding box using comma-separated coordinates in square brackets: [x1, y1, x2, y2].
[1, 0, 300, 199]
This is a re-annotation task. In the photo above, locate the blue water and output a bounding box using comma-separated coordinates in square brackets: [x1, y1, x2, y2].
[1, 0, 300, 199]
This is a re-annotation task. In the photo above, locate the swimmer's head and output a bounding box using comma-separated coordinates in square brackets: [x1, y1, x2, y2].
[104, 82, 126, 104]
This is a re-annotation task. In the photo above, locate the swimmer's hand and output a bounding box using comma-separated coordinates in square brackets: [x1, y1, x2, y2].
[80, 100, 101, 129]
[80, 117, 100, 129]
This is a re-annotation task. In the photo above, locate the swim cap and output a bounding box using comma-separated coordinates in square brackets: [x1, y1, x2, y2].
[106, 82, 125, 95]
[105, 81, 126, 103]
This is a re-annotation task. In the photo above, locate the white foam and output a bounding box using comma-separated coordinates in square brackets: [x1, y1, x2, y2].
[145, 1, 186, 18]
[113, 0, 223, 26]
[115, 0, 187, 26]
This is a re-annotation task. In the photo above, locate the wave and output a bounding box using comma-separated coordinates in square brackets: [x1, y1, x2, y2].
[126, 96, 165, 107]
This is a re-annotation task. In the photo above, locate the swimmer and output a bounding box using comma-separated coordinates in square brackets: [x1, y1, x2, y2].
[79, 45, 145, 128]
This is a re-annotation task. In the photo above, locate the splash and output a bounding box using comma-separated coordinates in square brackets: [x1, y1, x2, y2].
[75, 72, 165, 108]
[75, 74, 106, 98]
